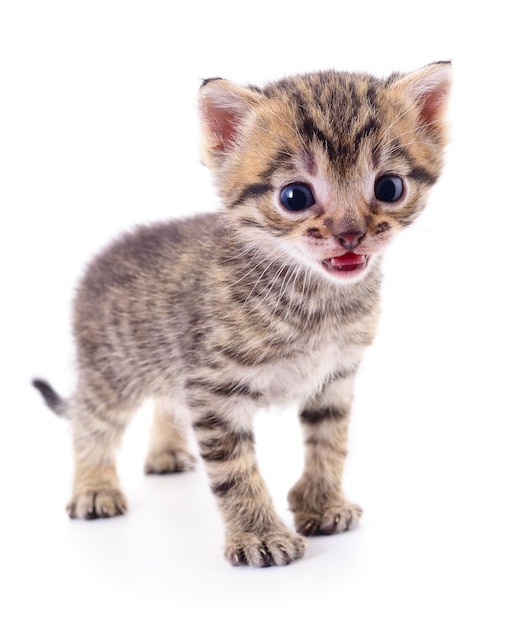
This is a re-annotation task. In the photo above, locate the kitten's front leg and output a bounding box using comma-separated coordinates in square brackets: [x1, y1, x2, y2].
[192, 405, 305, 567]
[288, 371, 363, 536]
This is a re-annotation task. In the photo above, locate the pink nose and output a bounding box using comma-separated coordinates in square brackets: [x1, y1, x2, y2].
[336, 231, 364, 251]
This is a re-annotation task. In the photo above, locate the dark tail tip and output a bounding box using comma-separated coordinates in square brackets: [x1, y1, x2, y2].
[32, 379, 66, 416]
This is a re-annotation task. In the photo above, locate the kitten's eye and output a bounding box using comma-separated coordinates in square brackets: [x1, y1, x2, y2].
[280, 183, 315, 212]
[374, 175, 404, 203]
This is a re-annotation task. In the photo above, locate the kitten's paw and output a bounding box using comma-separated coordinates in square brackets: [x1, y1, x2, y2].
[225, 529, 306, 567]
[144, 450, 197, 474]
[293, 501, 363, 536]
[67, 488, 128, 520]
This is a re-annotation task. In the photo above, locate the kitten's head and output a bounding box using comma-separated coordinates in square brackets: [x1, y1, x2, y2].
[199, 62, 451, 284]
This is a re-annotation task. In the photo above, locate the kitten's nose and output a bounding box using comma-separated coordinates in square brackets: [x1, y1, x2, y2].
[336, 230, 365, 251]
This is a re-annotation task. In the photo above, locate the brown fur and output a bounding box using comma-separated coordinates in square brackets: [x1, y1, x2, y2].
[34, 62, 451, 567]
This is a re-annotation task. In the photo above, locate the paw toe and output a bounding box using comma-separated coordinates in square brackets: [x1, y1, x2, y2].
[67, 488, 127, 520]
[295, 502, 362, 536]
[144, 450, 197, 474]
[226, 529, 306, 567]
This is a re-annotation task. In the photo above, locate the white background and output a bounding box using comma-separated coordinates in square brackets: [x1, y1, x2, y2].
[1, 1, 522, 624]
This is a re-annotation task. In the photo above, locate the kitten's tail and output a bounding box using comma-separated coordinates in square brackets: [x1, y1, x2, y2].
[32, 379, 69, 418]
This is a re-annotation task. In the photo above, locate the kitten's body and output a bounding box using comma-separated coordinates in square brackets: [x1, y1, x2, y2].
[34, 63, 451, 567]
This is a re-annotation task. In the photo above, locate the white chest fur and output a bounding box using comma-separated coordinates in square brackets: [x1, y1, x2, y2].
[247, 339, 364, 406]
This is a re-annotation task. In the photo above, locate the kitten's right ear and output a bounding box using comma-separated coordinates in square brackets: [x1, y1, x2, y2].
[198, 78, 262, 169]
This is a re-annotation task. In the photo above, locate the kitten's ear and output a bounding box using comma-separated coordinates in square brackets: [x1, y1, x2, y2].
[393, 61, 452, 138]
[198, 78, 263, 168]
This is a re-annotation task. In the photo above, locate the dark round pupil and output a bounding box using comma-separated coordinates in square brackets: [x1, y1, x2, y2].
[286, 188, 307, 210]
[280, 184, 314, 211]
[375, 176, 403, 202]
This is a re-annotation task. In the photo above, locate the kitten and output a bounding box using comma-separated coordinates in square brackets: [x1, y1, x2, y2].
[34, 62, 451, 567]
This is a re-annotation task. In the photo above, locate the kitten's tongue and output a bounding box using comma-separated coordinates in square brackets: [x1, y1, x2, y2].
[329, 252, 365, 270]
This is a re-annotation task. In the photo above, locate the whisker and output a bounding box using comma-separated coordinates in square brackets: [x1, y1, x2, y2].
[218, 241, 260, 265]
[269, 260, 299, 323]
[384, 124, 435, 145]
[404, 223, 446, 237]
[240, 258, 280, 312]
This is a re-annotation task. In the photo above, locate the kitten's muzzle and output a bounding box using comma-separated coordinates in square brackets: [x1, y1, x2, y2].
[335, 230, 365, 252]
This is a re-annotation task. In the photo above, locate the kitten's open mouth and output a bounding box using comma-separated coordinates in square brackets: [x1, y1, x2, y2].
[322, 252, 369, 278]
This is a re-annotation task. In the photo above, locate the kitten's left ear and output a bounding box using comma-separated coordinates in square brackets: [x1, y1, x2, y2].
[393, 61, 452, 139]
[198, 78, 264, 169]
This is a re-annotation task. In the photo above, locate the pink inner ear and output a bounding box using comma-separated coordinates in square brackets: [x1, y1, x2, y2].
[207, 106, 242, 152]
[417, 84, 450, 128]
[395, 64, 452, 133]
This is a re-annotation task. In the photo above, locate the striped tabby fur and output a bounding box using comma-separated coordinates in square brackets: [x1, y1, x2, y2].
[34, 62, 451, 567]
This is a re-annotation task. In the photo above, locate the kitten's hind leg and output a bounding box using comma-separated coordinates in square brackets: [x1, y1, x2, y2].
[288, 372, 363, 536]
[144, 398, 197, 474]
[67, 389, 132, 520]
